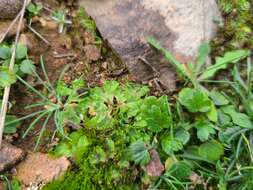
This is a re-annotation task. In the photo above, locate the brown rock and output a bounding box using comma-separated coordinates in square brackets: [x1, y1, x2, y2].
[0, 141, 25, 172]
[145, 149, 164, 177]
[79, 0, 221, 91]
[16, 153, 70, 186]
[84, 44, 101, 62]
[0, 19, 26, 40]
[0, 182, 4, 190]
[0, 0, 22, 19]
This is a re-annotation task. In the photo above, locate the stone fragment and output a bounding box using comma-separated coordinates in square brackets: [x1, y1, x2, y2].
[0, 141, 25, 172]
[146, 149, 164, 177]
[16, 153, 70, 187]
[0, 0, 22, 19]
[0, 182, 4, 190]
[79, 0, 221, 90]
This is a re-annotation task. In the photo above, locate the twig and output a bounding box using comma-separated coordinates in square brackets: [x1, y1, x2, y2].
[138, 56, 160, 77]
[53, 53, 76, 58]
[0, 0, 29, 149]
[28, 24, 51, 46]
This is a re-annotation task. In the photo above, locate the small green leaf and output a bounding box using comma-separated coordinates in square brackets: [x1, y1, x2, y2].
[178, 88, 212, 113]
[175, 129, 190, 145]
[56, 81, 72, 96]
[165, 161, 192, 181]
[89, 146, 107, 164]
[0, 46, 11, 59]
[198, 141, 224, 161]
[196, 43, 211, 72]
[140, 96, 171, 132]
[27, 3, 43, 15]
[130, 140, 150, 166]
[4, 115, 20, 134]
[210, 91, 229, 106]
[206, 102, 218, 122]
[199, 50, 250, 80]
[222, 106, 252, 128]
[20, 59, 36, 75]
[161, 135, 183, 154]
[219, 126, 241, 144]
[16, 44, 27, 59]
[218, 109, 231, 126]
[195, 120, 216, 142]
[0, 66, 16, 87]
[54, 142, 72, 157]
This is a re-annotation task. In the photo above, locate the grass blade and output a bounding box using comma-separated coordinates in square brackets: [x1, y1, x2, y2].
[34, 112, 52, 151]
[22, 111, 49, 138]
[17, 75, 48, 101]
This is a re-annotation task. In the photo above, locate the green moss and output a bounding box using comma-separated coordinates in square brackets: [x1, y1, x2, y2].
[214, 0, 253, 52]
[43, 160, 139, 190]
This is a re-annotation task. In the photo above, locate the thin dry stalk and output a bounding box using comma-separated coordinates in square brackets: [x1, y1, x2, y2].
[0, 0, 29, 148]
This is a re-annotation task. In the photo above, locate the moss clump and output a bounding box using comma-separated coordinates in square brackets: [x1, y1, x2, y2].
[214, 0, 253, 53]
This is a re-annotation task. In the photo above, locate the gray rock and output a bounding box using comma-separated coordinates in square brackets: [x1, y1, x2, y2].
[0, 0, 22, 19]
[0, 141, 25, 172]
[79, 0, 221, 90]
[16, 153, 70, 187]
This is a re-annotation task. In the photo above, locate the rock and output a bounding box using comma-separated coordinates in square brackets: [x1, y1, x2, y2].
[0, 0, 22, 19]
[79, 0, 221, 90]
[0, 182, 4, 190]
[16, 153, 70, 187]
[0, 19, 26, 39]
[145, 149, 164, 177]
[0, 141, 25, 172]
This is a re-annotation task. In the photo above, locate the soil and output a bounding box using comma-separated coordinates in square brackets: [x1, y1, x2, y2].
[4, 0, 165, 153]
[3, 0, 123, 152]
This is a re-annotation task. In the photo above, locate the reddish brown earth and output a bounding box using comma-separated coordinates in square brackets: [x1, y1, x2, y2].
[6, 0, 133, 153]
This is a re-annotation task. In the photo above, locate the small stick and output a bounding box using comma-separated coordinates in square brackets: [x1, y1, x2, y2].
[0, 0, 29, 148]
[28, 25, 51, 46]
[138, 56, 160, 77]
[53, 53, 76, 58]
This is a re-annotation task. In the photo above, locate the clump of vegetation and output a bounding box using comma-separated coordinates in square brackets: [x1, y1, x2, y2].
[215, 0, 253, 51]
[0, 43, 35, 135]
[77, 8, 102, 45]
[43, 81, 157, 189]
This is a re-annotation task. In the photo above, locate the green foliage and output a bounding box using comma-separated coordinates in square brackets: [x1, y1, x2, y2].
[178, 88, 212, 113]
[139, 96, 171, 132]
[129, 140, 150, 166]
[0, 66, 16, 87]
[77, 8, 102, 45]
[52, 10, 72, 33]
[4, 115, 20, 134]
[195, 120, 215, 142]
[26, 3, 43, 17]
[148, 37, 249, 88]
[0, 176, 21, 190]
[198, 141, 224, 161]
[161, 135, 183, 155]
[216, 0, 253, 49]
[0, 43, 36, 84]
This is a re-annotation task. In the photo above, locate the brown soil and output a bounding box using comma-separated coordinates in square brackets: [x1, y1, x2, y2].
[5, 0, 131, 152]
